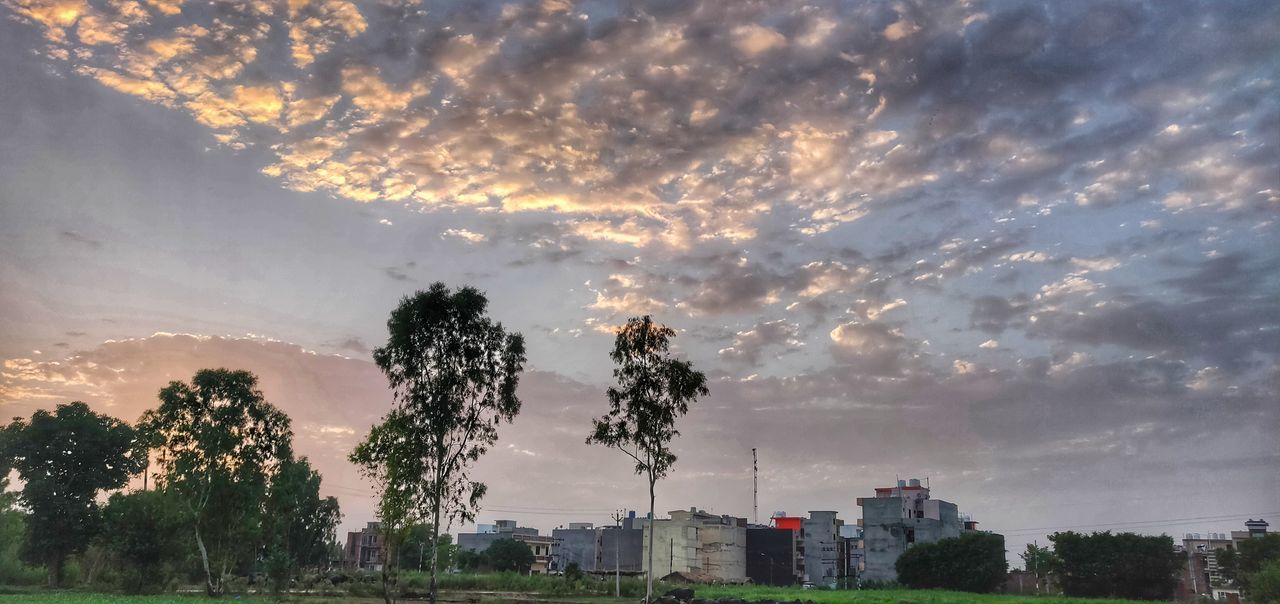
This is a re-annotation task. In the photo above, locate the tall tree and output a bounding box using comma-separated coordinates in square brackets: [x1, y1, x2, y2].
[263, 455, 342, 572]
[351, 411, 420, 604]
[355, 283, 527, 604]
[138, 369, 292, 596]
[0, 402, 145, 587]
[1020, 542, 1059, 591]
[895, 532, 1008, 593]
[587, 316, 709, 603]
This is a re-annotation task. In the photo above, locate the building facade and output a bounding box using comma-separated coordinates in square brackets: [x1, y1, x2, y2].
[343, 521, 384, 571]
[745, 526, 801, 585]
[551, 515, 644, 574]
[858, 479, 975, 582]
[639, 508, 748, 582]
[458, 519, 556, 575]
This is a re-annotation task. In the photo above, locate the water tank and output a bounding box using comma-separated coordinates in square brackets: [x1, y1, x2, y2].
[897, 479, 907, 487]
[908, 478, 921, 487]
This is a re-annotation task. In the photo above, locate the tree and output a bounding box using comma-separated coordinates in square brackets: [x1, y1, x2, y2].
[587, 316, 709, 603]
[895, 532, 1007, 593]
[1219, 534, 1280, 593]
[486, 538, 534, 573]
[1049, 531, 1183, 600]
[262, 455, 342, 574]
[401, 524, 455, 573]
[100, 490, 186, 593]
[1246, 559, 1280, 603]
[1020, 542, 1059, 591]
[138, 369, 293, 596]
[0, 402, 145, 587]
[0, 476, 33, 585]
[355, 283, 527, 604]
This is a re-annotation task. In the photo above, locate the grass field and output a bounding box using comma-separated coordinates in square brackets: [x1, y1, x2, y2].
[0, 587, 1166, 604]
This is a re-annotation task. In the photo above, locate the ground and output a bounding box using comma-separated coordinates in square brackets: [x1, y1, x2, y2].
[0, 587, 1165, 604]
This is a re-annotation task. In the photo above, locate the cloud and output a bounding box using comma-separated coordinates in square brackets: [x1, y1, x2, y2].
[9, 0, 1272, 252]
[718, 320, 802, 366]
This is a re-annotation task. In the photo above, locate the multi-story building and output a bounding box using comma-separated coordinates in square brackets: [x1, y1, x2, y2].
[343, 521, 385, 571]
[746, 525, 801, 585]
[1178, 519, 1269, 601]
[551, 514, 644, 574]
[771, 511, 852, 587]
[638, 508, 748, 582]
[858, 478, 980, 582]
[458, 519, 556, 575]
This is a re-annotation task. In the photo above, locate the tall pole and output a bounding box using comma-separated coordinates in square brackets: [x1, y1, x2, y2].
[612, 510, 625, 598]
[752, 448, 758, 525]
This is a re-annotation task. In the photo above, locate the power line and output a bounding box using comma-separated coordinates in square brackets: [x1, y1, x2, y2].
[990, 511, 1280, 536]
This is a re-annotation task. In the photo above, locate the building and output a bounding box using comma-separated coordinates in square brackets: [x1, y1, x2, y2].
[1177, 519, 1269, 601]
[551, 514, 644, 574]
[343, 521, 384, 571]
[638, 508, 748, 582]
[458, 519, 556, 575]
[746, 525, 801, 585]
[858, 478, 979, 582]
[769, 511, 852, 587]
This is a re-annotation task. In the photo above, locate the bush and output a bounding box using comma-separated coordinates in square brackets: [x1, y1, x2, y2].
[895, 532, 1007, 593]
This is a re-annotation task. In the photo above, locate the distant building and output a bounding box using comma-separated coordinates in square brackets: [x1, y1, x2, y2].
[344, 521, 384, 571]
[458, 519, 555, 574]
[551, 513, 644, 574]
[637, 508, 748, 582]
[746, 525, 802, 586]
[765, 511, 853, 587]
[1177, 519, 1269, 601]
[857, 478, 981, 582]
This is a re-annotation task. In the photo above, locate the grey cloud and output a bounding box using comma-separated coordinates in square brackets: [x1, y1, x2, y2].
[718, 319, 802, 367]
[971, 294, 1031, 334]
[60, 230, 103, 249]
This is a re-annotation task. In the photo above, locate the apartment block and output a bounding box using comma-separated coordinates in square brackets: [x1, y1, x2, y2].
[858, 478, 976, 582]
[638, 508, 748, 582]
[458, 519, 556, 574]
[551, 514, 644, 573]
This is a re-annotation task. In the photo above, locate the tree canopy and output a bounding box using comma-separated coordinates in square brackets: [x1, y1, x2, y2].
[0, 402, 145, 587]
[354, 283, 527, 604]
[895, 532, 1007, 593]
[1049, 531, 1182, 600]
[485, 538, 535, 573]
[587, 315, 708, 602]
[138, 368, 292, 596]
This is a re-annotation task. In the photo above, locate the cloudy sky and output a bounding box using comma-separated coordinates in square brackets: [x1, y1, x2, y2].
[1, 0, 1277, 563]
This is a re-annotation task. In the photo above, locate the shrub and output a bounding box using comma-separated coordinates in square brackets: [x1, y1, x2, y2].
[895, 532, 1007, 593]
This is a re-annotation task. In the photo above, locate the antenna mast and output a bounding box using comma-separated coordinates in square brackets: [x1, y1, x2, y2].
[752, 448, 758, 525]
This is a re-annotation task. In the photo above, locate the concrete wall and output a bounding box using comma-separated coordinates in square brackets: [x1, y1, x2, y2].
[860, 497, 964, 582]
[802, 511, 844, 586]
[746, 528, 798, 585]
[553, 527, 599, 571]
[602, 527, 644, 572]
[640, 510, 746, 582]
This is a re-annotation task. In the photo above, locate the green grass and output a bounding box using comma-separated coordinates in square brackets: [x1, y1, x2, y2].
[0, 581, 1170, 604]
[696, 584, 1161, 604]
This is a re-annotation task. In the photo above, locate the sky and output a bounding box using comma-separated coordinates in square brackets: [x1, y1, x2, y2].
[1, 0, 1277, 566]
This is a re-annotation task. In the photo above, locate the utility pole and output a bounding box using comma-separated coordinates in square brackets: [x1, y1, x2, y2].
[1033, 540, 1040, 595]
[752, 448, 758, 525]
[669, 537, 674, 576]
[612, 510, 625, 598]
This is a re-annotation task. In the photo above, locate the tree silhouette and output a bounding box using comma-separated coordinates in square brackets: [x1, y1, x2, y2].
[587, 316, 708, 602]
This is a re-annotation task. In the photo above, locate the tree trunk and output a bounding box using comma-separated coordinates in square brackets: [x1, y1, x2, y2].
[194, 524, 217, 596]
[646, 475, 656, 604]
[381, 533, 394, 604]
[429, 501, 443, 604]
[46, 555, 61, 589]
